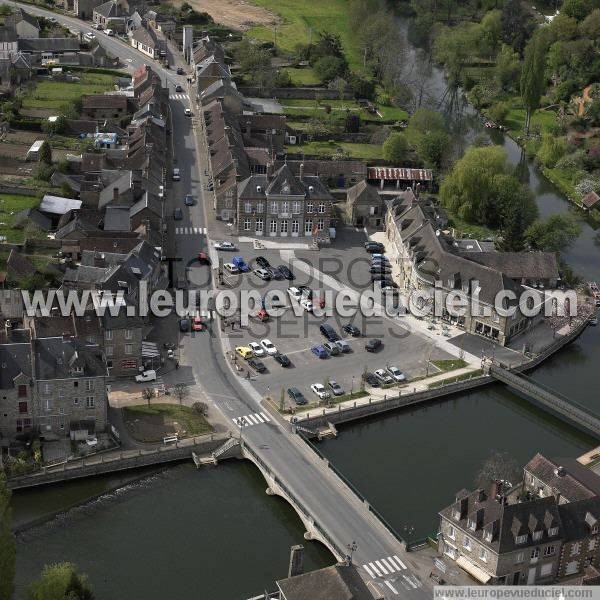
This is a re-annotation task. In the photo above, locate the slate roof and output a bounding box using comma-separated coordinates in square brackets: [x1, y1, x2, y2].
[0, 343, 31, 390]
[131, 26, 158, 49]
[83, 94, 127, 110]
[104, 206, 131, 231]
[462, 252, 559, 282]
[18, 38, 79, 52]
[63, 264, 107, 285]
[558, 497, 600, 542]
[525, 453, 600, 501]
[40, 195, 82, 215]
[0, 27, 17, 43]
[346, 180, 381, 205]
[6, 9, 40, 31]
[7, 249, 35, 278]
[276, 565, 374, 600]
[93, 0, 119, 18]
[34, 337, 107, 380]
[440, 489, 562, 554]
[14, 208, 52, 231]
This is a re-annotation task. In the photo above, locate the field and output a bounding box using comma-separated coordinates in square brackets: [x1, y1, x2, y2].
[287, 140, 383, 160]
[169, 0, 278, 30]
[283, 67, 320, 86]
[0, 193, 41, 243]
[20, 72, 117, 111]
[246, 0, 362, 70]
[280, 99, 408, 123]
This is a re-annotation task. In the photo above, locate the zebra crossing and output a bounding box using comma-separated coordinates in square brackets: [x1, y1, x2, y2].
[232, 412, 270, 428]
[170, 93, 189, 101]
[361, 555, 422, 592]
[175, 227, 206, 235]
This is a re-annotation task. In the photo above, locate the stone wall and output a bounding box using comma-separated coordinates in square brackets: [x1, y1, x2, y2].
[239, 86, 353, 100]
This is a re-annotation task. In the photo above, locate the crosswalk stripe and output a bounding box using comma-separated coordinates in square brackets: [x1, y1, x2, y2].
[254, 413, 265, 423]
[392, 555, 406, 570]
[259, 412, 270, 422]
[402, 575, 417, 589]
[368, 562, 382, 577]
[374, 560, 388, 575]
[380, 558, 395, 572]
[363, 564, 375, 578]
[384, 581, 399, 595]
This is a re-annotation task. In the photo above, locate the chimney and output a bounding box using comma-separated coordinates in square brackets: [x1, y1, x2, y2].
[490, 480, 499, 500]
[267, 161, 274, 180]
[476, 489, 486, 502]
[288, 545, 304, 578]
[113, 187, 119, 202]
[475, 507, 485, 529]
[299, 162, 304, 180]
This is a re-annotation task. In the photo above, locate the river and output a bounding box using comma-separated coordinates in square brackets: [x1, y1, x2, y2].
[12, 12, 600, 600]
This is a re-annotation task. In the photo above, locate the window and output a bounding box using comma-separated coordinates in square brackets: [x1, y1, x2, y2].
[463, 537, 471, 551]
[544, 545, 555, 556]
[17, 384, 27, 397]
[244, 202, 252, 214]
[125, 344, 133, 355]
[85, 380, 93, 392]
[531, 548, 540, 559]
[58, 389, 65, 400]
[539, 563, 552, 577]
[468, 518, 476, 531]
[43, 383, 52, 395]
[105, 330, 113, 341]
[565, 560, 579, 576]
[45, 398, 52, 411]
[515, 552, 524, 564]
[270, 219, 277, 233]
[18, 401, 27, 414]
[571, 542, 581, 556]
[318, 202, 326, 213]
[281, 201, 288, 214]
[23, 418, 31, 430]
[86, 396, 94, 408]
[444, 545, 457, 559]
[244, 219, 251, 231]
[589, 539, 597, 551]
[73, 397, 79, 406]
[317, 219, 325, 231]
[447, 525, 456, 540]
[125, 329, 133, 340]
[548, 527, 558, 537]
[255, 218, 263, 232]
[516, 534, 528, 545]
[281, 220, 288, 234]
[292, 201, 301, 214]
[306, 203, 313, 213]
[292, 220, 299, 234]
[304, 219, 312, 234]
[105, 346, 114, 357]
[256, 203, 264, 213]
[479, 547, 488, 562]
[533, 531, 542, 541]
[270, 201, 278, 214]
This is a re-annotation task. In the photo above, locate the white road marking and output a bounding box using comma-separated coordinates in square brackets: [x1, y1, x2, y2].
[380, 558, 396, 573]
[402, 574, 418, 589]
[384, 581, 399, 595]
[363, 564, 375, 578]
[259, 412, 270, 422]
[232, 413, 269, 428]
[374, 560, 388, 575]
[368, 562, 382, 577]
[176, 227, 206, 235]
[392, 555, 407, 570]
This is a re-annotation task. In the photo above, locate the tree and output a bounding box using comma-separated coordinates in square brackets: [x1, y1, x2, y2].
[382, 132, 409, 163]
[501, 0, 535, 54]
[417, 130, 450, 169]
[38, 140, 52, 166]
[27, 563, 93, 600]
[520, 31, 548, 135]
[495, 44, 521, 91]
[172, 383, 188, 404]
[0, 473, 15, 600]
[487, 101, 510, 124]
[536, 134, 568, 168]
[475, 451, 521, 489]
[313, 55, 345, 84]
[525, 214, 581, 252]
[192, 401, 208, 416]
[563, 0, 595, 21]
[142, 387, 153, 405]
[407, 108, 445, 135]
[580, 9, 600, 38]
[546, 13, 578, 42]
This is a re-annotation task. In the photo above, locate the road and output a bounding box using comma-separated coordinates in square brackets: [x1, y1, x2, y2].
[4, 4, 433, 597]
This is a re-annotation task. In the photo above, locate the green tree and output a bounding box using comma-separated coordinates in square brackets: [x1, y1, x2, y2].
[487, 101, 510, 124]
[382, 132, 409, 163]
[525, 214, 581, 252]
[563, 0, 595, 21]
[313, 55, 345, 83]
[495, 44, 521, 91]
[417, 130, 450, 169]
[0, 472, 15, 600]
[501, 0, 535, 54]
[547, 13, 579, 42]
[27, 563, 93, 600]
[407, 108, 445, 135]
[38, 140, 52, 165]
[580, 8, 600, 38]
[536, 134, 568, 168]
[520, 32, 548, 135]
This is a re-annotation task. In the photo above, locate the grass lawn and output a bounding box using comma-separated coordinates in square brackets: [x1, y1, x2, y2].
[504, 105, 558, 140]
[247, 0, 362, 70]
[123, 403, 213, 443]
[283, 67, 321, 86]
[287, 140, 383, 160]
[280, 99, 408, 123]
[431, 359, 468, 373]
[20, 72, 116, 111]
[0, 193, 41, 243]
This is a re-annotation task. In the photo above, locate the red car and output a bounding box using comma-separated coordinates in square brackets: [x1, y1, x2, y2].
[192, 317, 204, 331]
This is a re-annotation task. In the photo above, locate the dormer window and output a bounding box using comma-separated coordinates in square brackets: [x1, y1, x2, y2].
[516, 534, 528, 544]
[532, 531, 542, 541]
[468, 518, 476, 531]
[485, 530, 493, 542]
[548, 526, 559, 537]
[453, 509, 461, 521]
[593, 525, 599, 535]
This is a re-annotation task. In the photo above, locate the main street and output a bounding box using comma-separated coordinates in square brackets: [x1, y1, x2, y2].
[3, 4, 435, 596]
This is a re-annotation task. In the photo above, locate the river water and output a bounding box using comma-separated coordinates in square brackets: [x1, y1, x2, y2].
[12, 13, 600, 600]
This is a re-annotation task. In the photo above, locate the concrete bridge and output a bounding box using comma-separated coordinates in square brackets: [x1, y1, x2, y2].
[488, 364, 600, 439]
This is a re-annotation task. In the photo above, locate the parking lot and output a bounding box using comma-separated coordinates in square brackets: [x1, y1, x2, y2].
[206, 237, 457, 410]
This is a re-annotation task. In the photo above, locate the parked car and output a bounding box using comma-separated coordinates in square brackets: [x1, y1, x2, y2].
[255, 256, 270, 268]
[248, 358, 266, 373]
[163, 342, 176, 350]
[288, 387, 307, 405]
[365, 339, 383, 352]
[179, 318, 190, 332]
[267, 266, 283, 280]
[173, 208, 183, 220]
[319, 323, 340, 342]
[323, 342, 341, 356]
[327, 380, 344, 396]
[371, 253, 387, 260]
[371, 273, 388, 282]
[260, 339, 278, 356]
[335, 339, 351, 353]
[278, 265, 294, 280]
[369, 265, 391, 274]
[343, 324, 361, 337]
[287, 287, 302, 302]
[172, 168, 181, 181]
[232, 256, 250, 272]
[176, 67, 184, 75]
[248, 341, 265, 357]
[135, 369, 156, 383]
[192, 317, 204, 332]
[387, 366, 406, 382]
[365, 241, 384, 249]
[274, 353, 291, 367]
[235, 346, 253, 359]
[366, 245, 385, 254]
[311, 345, 328, 359]
[374, 369, 393, 384]
[166, 349, 175, 360]
[375, 279, 396, 288]
[253, 268, 271, 281]
[184, 108, 192, 117]
[223, 263, 240, 274]
[362, 372, 380, 387]
[185, 194, 195, 206]
[175, 84, 183, 92]
[311, 383, 330, 400]
[300, 298, 313, 312]
[214, 241, 237, 251]
[104, 28, 114, 36]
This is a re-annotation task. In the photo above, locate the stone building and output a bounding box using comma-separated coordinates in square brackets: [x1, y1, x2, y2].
[102, 311, 144, 376]
[237, 163, 333, 242]
[344, 180, 385, 229]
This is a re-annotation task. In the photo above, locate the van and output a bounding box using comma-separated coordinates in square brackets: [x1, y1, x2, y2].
[135, 369, 156, 383]
[320, 323, 340, 342]
[104, 29, 114, 36]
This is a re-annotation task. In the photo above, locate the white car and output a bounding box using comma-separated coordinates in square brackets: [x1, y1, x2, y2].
[184, 108, 192, 117]
[300, 298, 313, 312]
[374, 369, 394, 384]
[214, 241, 236, 251]
[287, 287, 302, 302]
[223, 263, 240, 274]
[260, 339, 278, 356]
[135, 369, 157, 383]
[172, 168, 181, 181]
[311, 383, 330, 400]
[248, 341, 266, 357]
[254, 268, 271, 280]
[387, 366, 406, 382]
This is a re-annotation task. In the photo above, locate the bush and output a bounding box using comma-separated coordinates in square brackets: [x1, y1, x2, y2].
[192, 402, 208, 416]
[383, 132, 409, 163]
[487, 101, 510, 124]
[313, 55, 346, 84]
[536, 134, 568, 168]
[36, 163, 54, 181]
